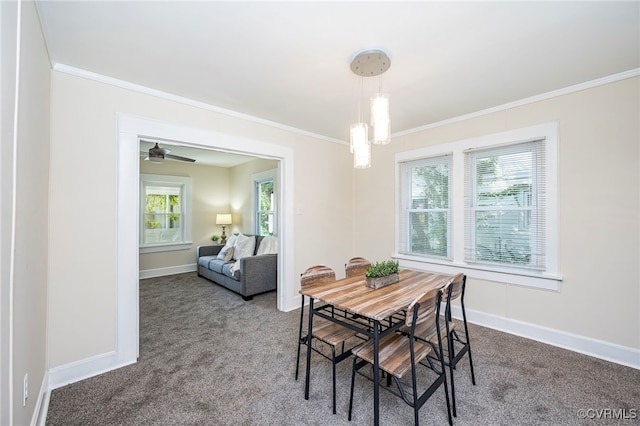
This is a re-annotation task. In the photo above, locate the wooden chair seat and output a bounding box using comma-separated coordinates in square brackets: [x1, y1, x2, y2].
[313, 318, 358, 347]
[402, 317, 455, 344]
[353, 330, 432, 379]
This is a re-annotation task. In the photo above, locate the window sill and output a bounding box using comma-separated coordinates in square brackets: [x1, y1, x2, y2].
[139, 242, 193, 254]
[393, 253, 562, 291]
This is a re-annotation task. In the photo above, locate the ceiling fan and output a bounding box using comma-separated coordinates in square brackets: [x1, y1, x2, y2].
[143, 142, 196, 163]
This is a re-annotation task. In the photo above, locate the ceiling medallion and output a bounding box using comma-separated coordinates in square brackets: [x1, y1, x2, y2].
[349, 49, 392, 169]
[350, 49, 391, 77]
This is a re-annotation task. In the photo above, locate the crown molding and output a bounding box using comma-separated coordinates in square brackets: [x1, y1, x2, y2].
[53, 63, 639, 144]
[393, 68, 640, 138]
[52, 63, 346, 145]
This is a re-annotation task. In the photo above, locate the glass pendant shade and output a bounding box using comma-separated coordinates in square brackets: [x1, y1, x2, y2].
[350, 122, 369, 152]
[353, 144, 371, 169]
[370, 93, 390, 144]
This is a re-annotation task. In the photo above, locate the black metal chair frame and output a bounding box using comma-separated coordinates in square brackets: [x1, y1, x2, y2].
[348, 289, 453, 426]
[441, 274, 476, 417]
[295, 297, 366, 414]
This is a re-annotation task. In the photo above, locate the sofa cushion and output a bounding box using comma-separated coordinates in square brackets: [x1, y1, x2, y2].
[233, 234, 256, 260]
[222, 262, 239, 280]
[208, 259, 229, 274]
[198, 256, 216, 268]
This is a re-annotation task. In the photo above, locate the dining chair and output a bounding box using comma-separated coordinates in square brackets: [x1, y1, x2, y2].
[348, 285, 453, 426]
[442, 273, 476, 416]
[345, 257, 371, 278]
[406, 273, 476, 417]
[295, 265, 360, 414]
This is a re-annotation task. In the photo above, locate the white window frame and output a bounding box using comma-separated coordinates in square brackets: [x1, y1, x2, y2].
[252, 169, 278, 236]
[139, 174, 192, 253]
[399, 154, 453, 260]
[395, 122, 561, 290]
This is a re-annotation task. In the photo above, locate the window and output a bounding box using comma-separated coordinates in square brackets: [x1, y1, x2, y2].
[253, 169, 278, 236]
[396, 122, 560, 289]
[140, 174, 192, 253]
[256, 179, 275, 236]
[399, 155, 451, 259]
[465, 140, 545, 270]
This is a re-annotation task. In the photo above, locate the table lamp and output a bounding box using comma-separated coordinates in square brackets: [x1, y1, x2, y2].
[216, 214, 232, 244]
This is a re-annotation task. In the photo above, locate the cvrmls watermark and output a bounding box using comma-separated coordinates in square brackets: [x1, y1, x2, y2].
[577, 408, 637, 420]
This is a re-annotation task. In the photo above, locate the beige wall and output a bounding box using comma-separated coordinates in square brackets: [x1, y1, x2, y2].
[48, 71, 355, 368]
[354, 77, 640, 350]
[1, 1, 51, 424]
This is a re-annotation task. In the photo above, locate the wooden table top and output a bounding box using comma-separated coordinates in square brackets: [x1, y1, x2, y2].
[300, 269, 456, 321]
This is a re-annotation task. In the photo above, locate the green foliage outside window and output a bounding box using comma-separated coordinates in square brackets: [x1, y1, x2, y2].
[258, 180, 274, 236]
[411, 163, 449, 257]
[144, 193, 181, 229]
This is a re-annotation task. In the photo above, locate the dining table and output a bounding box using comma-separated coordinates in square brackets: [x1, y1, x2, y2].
[300, 268, 456, 425]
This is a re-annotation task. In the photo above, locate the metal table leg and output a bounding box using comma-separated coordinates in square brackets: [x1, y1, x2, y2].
[373, 320, 380, 426]
[304, 298, 314, 400]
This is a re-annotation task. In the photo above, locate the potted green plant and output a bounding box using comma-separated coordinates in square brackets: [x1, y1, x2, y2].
[365, 260, 400, 289]
[211, 234, 221, 243]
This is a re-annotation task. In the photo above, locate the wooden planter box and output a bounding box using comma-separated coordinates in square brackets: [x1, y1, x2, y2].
[365, 273, 399, 289]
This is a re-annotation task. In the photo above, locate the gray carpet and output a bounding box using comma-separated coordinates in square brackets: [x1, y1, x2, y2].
[46, 272, 640, 425]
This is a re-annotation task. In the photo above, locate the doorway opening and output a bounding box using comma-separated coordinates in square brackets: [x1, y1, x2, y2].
[117, 113, 295, 363]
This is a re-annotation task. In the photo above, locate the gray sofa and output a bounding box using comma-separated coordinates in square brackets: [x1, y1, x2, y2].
[196, 234, 277, 300]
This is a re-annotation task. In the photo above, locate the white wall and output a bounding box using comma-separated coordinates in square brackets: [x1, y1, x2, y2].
[0, 3, 19, 422]
[1, 1, 51, 424]
[48, 71, 355, 371]
[354, 77, 640, 363]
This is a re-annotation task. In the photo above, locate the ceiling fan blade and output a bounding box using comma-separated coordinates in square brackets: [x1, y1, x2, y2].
[165, 153, 196, 163]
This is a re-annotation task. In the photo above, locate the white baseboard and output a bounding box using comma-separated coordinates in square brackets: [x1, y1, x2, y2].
[48, 350, 136, 391]
[450, 305, 640, 370]
[139, 263, 197, 279]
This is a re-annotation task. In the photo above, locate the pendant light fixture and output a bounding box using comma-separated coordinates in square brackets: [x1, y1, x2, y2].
[349, 49, 391, 167]
[350, 74, 371, 168]
[371, 91, 390, 144]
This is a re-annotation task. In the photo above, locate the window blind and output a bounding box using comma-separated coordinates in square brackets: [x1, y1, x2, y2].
[464, 139, 546, 270]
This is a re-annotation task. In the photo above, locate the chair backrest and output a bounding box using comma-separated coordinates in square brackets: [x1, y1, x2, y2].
[447, 273, 466, 302]
[300, 265, 336, 290]
[345, 257, 371, 278]
[405, 286, 442, 329]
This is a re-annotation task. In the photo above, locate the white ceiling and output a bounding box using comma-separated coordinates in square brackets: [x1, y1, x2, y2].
[37, 1, 639, 149]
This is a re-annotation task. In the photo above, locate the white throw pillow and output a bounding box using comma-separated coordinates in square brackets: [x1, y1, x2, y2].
[232, 233, 256, 260]
[216, 245, 234, 261]
[222, 234, 237, 250]
[256, 236, 278, 255]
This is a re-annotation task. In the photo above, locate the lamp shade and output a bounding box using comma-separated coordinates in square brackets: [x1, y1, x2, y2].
[216, 214, 232, 225]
